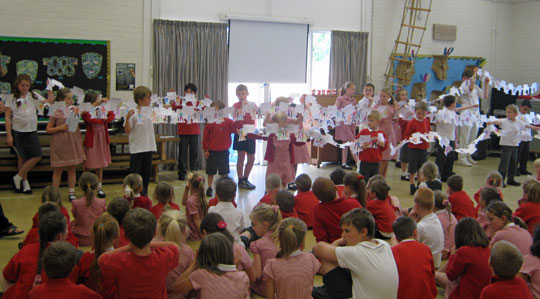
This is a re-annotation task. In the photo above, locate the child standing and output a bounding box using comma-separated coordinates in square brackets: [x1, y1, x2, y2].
[403, 102, 431, 195]
[173, 233, 250, 298]
[182, 172, 207, 241]
[391, 216, 437, 299]
[481, 241, 533, 298]
[208, 177, 245, 243]
[343, 172, 367, 207]
[124, 85, 156, 196]
[517, 100, 534, 176]
[488, 201, 532, 256]
[82, 91, 114, 198]
[202, 100, 236, 197]
[376, 88, 396, 177]
[312, 177, 361, 243]
[150, 182, 180, 220]
[77, 213, 118, 298]
[335, 81, 359, 170]
[264, 218, 321, 299]
[156, 210, 195, 299]
[249, 203, 282, 296]
[514, 177, 540, 235]
[434, 190, 457, 260]
[487, 104, 539, 187]
[440, 218, 492, 299]
[357, 110, 388, 182]
[123, 173, 152, 209]
[412, 187, 444, 268]
[46, 88, 85, 201]
[447, 175, 477, 220]
[264, 112, 296, 187]
[200, 213, 255, 282]
[71, 172, 107, 246]
[435, 95, 478, 180]
[2, 211, 71, 298]
[366, 179, 396, 239]
[519, 227, 540, 297]
[312, 208, 399, 299]
[294, 174, 319, 228]
[172, 83, 201, 181]
[396, 88, 412, 180]
[233, 84, 257, 190]
[98, 208, 180, 299]
[6, 74, 53, 193]
[29, 242, 101, 299]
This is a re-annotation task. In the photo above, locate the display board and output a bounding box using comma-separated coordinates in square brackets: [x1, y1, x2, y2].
[0, 36, 110, 97]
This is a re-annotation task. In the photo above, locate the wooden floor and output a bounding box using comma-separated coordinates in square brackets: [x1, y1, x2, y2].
[0, 156, 529, 297]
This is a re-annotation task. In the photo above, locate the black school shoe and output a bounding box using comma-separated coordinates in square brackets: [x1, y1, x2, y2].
[507, 180, 521, 186]
[400, 174, 410, 181]
[206, 187, 213, 197]
[287, 183, 297, 191]
[521, 170, 533, 175]
[410, 184, 416, 195]
[97, 190, 106, 198]
[341, 164, 352, 170]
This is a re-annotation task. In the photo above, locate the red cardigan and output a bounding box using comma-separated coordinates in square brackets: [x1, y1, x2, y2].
[446, 245, 491, 299]
[480, 276, 533, 299]
[82, 111, 115, 148]
[356, 128, 388, 163]
[403, 117, 431, 150]
[312, 197, 361, 243]
[449, 190, 477, 221]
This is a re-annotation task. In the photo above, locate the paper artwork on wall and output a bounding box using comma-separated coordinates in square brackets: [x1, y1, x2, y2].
[81, 52, 103, 79]
[16, 60, 38, 82]
[43, 56, 78, 77]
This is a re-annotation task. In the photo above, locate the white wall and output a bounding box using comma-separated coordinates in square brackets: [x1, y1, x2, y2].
[508, 2, 540, 85]
[0, 0, 145, 99]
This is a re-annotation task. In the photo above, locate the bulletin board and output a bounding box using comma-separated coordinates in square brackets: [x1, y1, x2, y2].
[0, 36, 110, 97]
[392, 54, 484, 97]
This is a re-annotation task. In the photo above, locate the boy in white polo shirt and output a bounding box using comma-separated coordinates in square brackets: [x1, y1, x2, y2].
[124, 86, 156, 196]
[312, 208, 398, 299]
[207, 177, 245, 243]
[411, 187, 444, 268]
[435, 95, 479, 181]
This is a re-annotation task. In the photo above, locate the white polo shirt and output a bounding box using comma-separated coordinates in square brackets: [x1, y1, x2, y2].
[436, 107, 457, 141]
[418, 212, 444, 268]
[336, 239, 398, 299]
[5, 93, 44, 132]
[500, 118, 527, 147]
[128, 109, 157, 154]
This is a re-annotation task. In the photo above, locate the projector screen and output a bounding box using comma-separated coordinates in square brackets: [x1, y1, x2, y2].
[228, 19, 309, 83]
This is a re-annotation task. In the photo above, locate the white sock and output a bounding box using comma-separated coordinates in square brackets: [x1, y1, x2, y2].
[98, 182, 102, 188]
[13, 175, 22, 186]
[22, 180, 31, 191]
[402, 172, 408, 176]
[69, 188, 75, 194]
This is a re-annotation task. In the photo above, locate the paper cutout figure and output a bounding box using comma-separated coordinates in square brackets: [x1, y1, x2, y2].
[432, 55, 449, 80]
[81, 52, 103, 79]
[67, 117, 79, 132]
[16, 60, 38, 82]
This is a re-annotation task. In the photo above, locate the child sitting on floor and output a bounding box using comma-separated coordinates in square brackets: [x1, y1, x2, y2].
[433, 190, 457, 260]
[312, 177, 361, 243]
[418, 161, 442, 191]
[71, 172, 106, 246]
[208, 177, 245, 243]
[343, 172, 367, 207]
[107, 197, 130, 248]
[29, 242, 100, 299]
[330, 168, 346, 197]
[150, 182, 180, 220]
[391, 216, 437, 299]
[412, 187, 444, 268]
[481, 241, 532, 298]
[514, 180, 540, 235]
[366, 178, 396, 239]
[477, 187, 503, 237]
[487, 201, 532, 256]
[182, 172, 208, 241]
[173, 233, 250, 298]
[447, 175, 477, 220]
[474, 171, 504, 210]
[293, 174, 319, 228]
[264, 217, 320, 299]
[275, 190, 299, 219]
[519, 226, 540, 297]
[259, 174, 282, 206]
[312, 208, 399, 299]
[98, 208, 180, 299]
[122, 173, 152, 209]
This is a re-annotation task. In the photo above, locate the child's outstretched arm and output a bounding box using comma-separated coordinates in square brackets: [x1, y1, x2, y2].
[455, 104, 479, 112]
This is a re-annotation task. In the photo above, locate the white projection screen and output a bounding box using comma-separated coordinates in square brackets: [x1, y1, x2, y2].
[228, 19, 309, 83]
